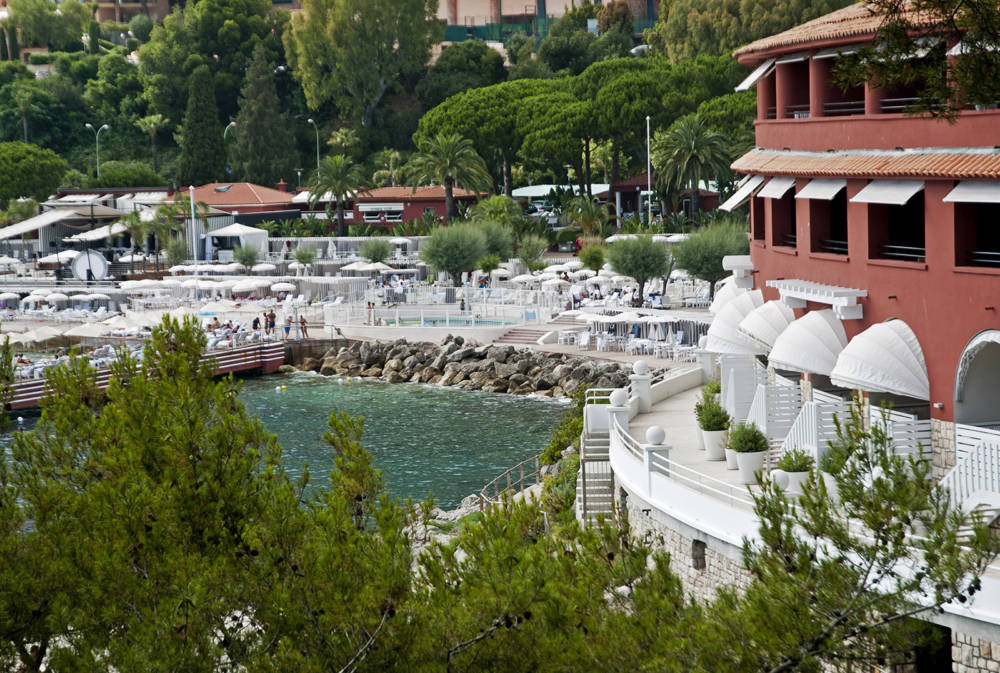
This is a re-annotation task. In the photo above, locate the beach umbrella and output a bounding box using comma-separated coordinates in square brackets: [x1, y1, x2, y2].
[45, 292, 70, 302]
[605, 234, 637, 243]
[231, 281, 260, 294]
[168, 306, 198, 319]
[511, 274, 535, 283]
[288, 261, 305, 270]
[169, 264, 190, 273]
[389, 237, 410, 245]
[489, 268, 512, 278]
[181, 279, 200, 289]
[86, 293, 111, 301]
[340, 261, 369, 271]
[543, 264, 568, 273]
[542, 278, 568, 288]
[197, 280, 220, 290]
[570, 269, 595, 279]
[199, 300, 237, 314]
[31, 325, 64, 342]
[65, 322, 110, 338]
[0, 292, 19, 300]
[159, 278, 183, 288]
[270, 282, 296, 292]
[252, 263, 276, 273]
[102, 315, 135, 329]
[37, 250, 81, 265]
[118, 252, 145, 263]
[0, 255, 20, 266]
[564, 260, 583, 270]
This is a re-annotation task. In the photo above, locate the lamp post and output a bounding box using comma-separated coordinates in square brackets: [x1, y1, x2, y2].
[224, 122, 236, 176]
[306, 118, 319, 172]
[646, 115, 652, 226]
[224, 121, 236, 142]
[85, 123, 110, 177]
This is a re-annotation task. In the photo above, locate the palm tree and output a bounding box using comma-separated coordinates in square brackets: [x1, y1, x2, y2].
[134, 114, 169, 174]
[308, 155, 368, 237]
[651, 113, 731, 218]
[371, 149, 405, 187]
[565, 196, 612, 237]
[169, 195, 211, 260]
[407, 132, 492, 223]
[119, 210, 148, 274]
[148, 203, 184, 269]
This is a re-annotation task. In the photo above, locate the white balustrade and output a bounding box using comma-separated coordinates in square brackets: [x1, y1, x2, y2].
[942, 429, 1000, 510]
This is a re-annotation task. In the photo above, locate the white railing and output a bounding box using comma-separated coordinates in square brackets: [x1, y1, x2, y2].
[869, 406, 932, 458]
[941, 435, 1000, 510]
[609, 417, 755, 511]
[781, 400, 819, 456]
[746, 383, 768, 433]
[955, 423, 1000, 463]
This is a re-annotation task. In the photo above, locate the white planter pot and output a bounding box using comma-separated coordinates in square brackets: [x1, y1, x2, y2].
[702, 429, 726, 461]
[698, 427, 705, 450]
[821, 471, 840, 503]
[735, 451, 766, 484]
[772, 469, 810, 497]
[724, 447, 738, 470]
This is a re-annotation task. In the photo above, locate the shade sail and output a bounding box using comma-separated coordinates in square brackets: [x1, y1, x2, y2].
[942, 180, 1000, 204]
[757, 177, 796, 200]
[710, 277, 745, 314]
[795, 178, 847, 200]
[719, 175, 765, 211]
[64, 221, 128, 242]
[768, 309, 847, 375]
[209, 223, 269, 237]
[735, 58, 775, 91]
[704, 289, 764, 355]
[737, 300, 796, 351]
[830, 319, 930, 400]
[850, 180, 924, 205]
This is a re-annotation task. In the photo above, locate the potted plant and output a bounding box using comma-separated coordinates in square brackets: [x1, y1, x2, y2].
[818, 442, 848, 503]
[698, 399, 730, 461]
[723, 429, 738, 470]
[704, 379, 721, 405]
[729, 422, 769, 484]
[773, 448, 815, 497]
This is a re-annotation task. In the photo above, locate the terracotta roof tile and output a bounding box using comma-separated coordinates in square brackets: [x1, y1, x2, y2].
[733, 1, 937, 59]
[358, 186, 480, 200]
[731, 148, 1000, 179]
[186, 182, 294, 207]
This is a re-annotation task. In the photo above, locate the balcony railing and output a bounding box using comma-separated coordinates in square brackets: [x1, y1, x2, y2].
[876, 243, 925, 262]
[778, 233, 797, 247]
[819, 239, 848, 255]
[786, 103, 810, 118]
[880, 96, 921, 113]
[823, 100, 865, 116]
[964, 249, 1000, 267]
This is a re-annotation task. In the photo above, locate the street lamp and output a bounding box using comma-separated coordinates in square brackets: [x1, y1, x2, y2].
[306, 118, 319, 172]
[224, 121, 236, 141]
[646, 115, 652, 225]
[85, 123, 110, 177]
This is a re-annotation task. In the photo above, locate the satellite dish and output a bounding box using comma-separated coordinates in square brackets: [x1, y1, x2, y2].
[71, 250, 109, 281]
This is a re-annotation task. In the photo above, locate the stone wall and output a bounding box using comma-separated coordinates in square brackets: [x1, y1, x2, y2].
[932, 419, 957, 480]
[952, 632, 1000, 673]
[616, 483, 751, 604]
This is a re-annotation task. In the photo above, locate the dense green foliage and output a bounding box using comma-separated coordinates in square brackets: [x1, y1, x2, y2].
[232, 243, 259, 268]
[652, 113, 731, 214]
[421, 224, 486, 286]
[606, 235, 670, 299]
[0, 141, 66, 206]
[697, 398, 730, 431]
[671, 219, 750, 295]
[728, 422, 768, 453]
[408, 132, 492, 221]
[776, 448, 814, 472]
[416, 40, 507, 109]
[541, 385, 588, 465]
[176, 66, 224, 186]
[579, 245, 605, 272]
[307, 154, 368, 237]
[359, 238, 393, 264]
[89, 160, 165, 188]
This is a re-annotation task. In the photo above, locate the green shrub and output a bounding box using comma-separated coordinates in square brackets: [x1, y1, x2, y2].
[818, 440, 849, 474]
[28, 53, 57, 65]
[579, 244, 604, 271]
[776, 448, 814, 472]
[698, 399, 729, 432]
[540, 452, 580, 524]
[541, 385, 588, 465]
[704, 379, 721, 396]
[728, 422, 768, 453]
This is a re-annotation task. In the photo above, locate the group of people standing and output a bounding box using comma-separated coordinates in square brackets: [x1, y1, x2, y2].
[250, 309, 309, 339]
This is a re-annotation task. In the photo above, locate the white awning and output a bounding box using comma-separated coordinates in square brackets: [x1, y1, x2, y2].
[719, 175, 765, 211]
[737, 300, 796, 351]
[813, 44, 860, 59]
[768, 309, 848, 375]
[775, 51, 809, 64]
[0, 209, 75, 241]
[757, 177, 796, 199]
[209, 223, 269, 237]
[943, 180, 1000, 203]
[709, 276, 746, 314]
[850, 180, 924, 205]
[830, 319, 930, 400]
[795, 178, 846, 200]
[357, 203, 404, 212]
[64, 222, 128, 242]
[704, 289, 765, 355]
[735, 58, 775, 91]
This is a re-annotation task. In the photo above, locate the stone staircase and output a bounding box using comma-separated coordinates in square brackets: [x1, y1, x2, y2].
[576, 430, 615, 524]
[496, 328, 548, 345]
[547, 313, 581, 327]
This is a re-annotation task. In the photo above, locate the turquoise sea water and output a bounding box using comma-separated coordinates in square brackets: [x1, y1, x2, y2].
[239, 373, 568, 508]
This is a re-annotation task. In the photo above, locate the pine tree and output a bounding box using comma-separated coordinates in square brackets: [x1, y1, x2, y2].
[230, 44, 293, 187]
[0, 27, 8, 61]
[7, 25, 18, 62]
[176, 65, 224, 187]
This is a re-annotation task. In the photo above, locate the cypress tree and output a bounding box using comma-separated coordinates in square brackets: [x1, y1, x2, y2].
[0, 26, 8, 61]
[230, 44, 294, 187]
[8, 25, 18, 62]
[88, 20, 101, 55]
[176, 65, 225, 186]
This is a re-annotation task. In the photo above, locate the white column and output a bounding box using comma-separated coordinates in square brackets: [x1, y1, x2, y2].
[641, 426, 670, 496]
[629, 360, 652, 413]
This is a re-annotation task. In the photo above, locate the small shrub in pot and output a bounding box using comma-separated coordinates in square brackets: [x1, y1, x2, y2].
[776, 448, 814, 472]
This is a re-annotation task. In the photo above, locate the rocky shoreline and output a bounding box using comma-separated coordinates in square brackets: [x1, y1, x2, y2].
[282, 335, 631, 397]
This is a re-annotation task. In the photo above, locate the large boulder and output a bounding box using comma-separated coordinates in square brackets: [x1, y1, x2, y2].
[319, 357, 339, 376]
[299, 357, 319, 372]
[419, 367, 440, 383]
[384, 358, 403, 372]
[361, 366, 383, 378]
[494, 361, 519, 379]
[385, 370, 408, 384]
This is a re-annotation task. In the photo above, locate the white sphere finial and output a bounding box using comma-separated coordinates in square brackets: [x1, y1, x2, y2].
[646, 426, 665, 445]
[632, 360, 649, 375]
[609, 388, 628, 407]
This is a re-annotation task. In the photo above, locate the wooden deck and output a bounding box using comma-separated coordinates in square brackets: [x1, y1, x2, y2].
[9, 341, 286, 410]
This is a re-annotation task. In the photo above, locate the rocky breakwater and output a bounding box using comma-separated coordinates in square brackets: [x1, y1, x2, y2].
[294, 335, 630, 397]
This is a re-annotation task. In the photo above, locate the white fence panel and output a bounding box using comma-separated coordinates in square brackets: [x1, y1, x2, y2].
[956, 424, 1000, 463]
[869, 407, 932, 458]
[941, 434, 1000, 510]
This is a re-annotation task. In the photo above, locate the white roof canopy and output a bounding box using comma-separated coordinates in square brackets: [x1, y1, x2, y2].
[850, 180, 924, 205]
[704, 289, 765, 355]
[757, 177, 796, 200]
[735, 58, 775, 91]
[209, 223, 269, 237]
[795, 178, 847, 200]
[719, 175, 765, 211]
[64, 221, 128, 242]
[768, 309, 848, 375]
[710, 277, 746, 314]
[737, 300, 796, 351]
[0, 209, 75, 241]
[830, 319, 930, 400]
[942, 180, 1000, 204]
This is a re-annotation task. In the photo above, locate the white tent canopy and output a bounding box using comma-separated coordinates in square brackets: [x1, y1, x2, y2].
[710, 277, 746, 314]
[830, 319, 930, 400]
[704, 289, 764, 355]
[768, 309, 847, 375]
[737, 300, 795, 351]
[37, 250, 82, 265]
[209, 223, 269, 254]
[64, 221, 128, 242]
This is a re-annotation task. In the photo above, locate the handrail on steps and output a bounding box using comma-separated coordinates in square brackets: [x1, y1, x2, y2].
[478, 452, 543, 510]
